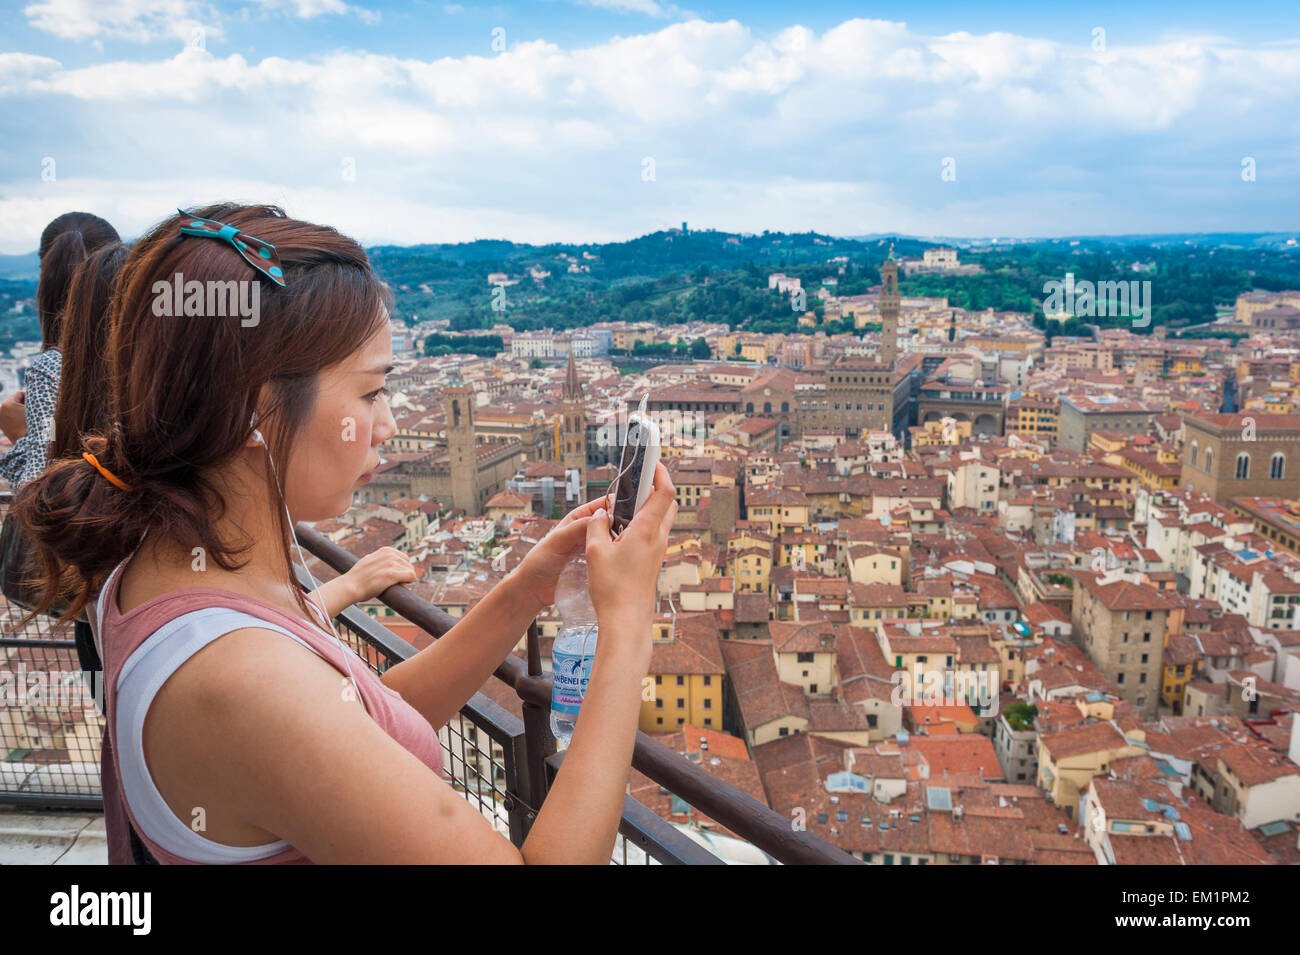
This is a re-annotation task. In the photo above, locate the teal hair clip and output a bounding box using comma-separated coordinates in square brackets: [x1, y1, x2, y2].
[176, 208, 286, 287]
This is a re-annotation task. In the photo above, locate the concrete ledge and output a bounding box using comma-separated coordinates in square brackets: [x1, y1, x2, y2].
[0, 810, 107, 865]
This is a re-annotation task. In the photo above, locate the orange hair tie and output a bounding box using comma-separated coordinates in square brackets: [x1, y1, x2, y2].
[82, 452, 132, 492]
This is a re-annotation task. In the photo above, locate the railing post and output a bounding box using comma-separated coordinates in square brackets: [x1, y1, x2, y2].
[517, 619, 555, 841]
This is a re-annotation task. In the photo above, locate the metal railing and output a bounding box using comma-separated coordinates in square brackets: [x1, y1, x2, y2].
[0, 491, 856, 864]
[295, 524, 856, 865]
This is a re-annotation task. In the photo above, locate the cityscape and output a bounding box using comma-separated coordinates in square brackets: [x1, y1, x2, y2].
[0, 0, 1297, 887]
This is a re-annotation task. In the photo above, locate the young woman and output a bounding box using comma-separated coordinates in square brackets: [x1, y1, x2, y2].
[0, 212, 120, 490]
[49, 241, 419, 669]
[15, 203, 676, 864]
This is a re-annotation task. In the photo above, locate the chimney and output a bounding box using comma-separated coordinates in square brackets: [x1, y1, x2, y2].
[699, 737, 708, 752]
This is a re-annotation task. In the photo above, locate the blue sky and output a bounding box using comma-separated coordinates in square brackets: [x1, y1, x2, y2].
[1, 0, 1297, 252]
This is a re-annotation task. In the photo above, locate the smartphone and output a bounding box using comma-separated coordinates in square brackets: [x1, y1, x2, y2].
[609, 411, 661, 538]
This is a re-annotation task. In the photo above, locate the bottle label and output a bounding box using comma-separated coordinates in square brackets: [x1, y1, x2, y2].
[551, 648, 594, 715]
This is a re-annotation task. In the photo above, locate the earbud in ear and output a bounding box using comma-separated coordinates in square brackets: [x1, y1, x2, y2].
[252, 429, 265, 445]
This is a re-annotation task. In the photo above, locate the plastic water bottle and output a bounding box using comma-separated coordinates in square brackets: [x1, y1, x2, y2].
[550, 551, 598, 749]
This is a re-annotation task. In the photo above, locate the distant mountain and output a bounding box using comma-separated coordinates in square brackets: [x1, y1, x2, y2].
[0, 252, 39, 280]
[841, 233, 1300, 251]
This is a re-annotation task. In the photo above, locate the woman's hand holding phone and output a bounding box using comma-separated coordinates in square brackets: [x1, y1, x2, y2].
[584, 461, 677, 666]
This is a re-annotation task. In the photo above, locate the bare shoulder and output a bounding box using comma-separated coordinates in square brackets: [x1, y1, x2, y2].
[142, 627, 523, 863]
[141, 626, 357, 847]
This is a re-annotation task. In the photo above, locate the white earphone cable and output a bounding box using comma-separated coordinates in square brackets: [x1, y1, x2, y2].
[256, 427, 362, 702]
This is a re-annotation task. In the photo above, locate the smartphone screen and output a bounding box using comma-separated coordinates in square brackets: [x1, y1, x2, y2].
[611, 419, 649, 536]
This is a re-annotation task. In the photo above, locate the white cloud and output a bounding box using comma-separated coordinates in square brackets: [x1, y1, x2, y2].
[573, 0, 672, 16]
[0, 16, 1296, 251]
[22, 0, 375, 44]
[23, 0, 220, 44]
[250, 0, 380, 23]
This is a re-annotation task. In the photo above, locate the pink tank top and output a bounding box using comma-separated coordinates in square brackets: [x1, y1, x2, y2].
[98, 555, 444, 864]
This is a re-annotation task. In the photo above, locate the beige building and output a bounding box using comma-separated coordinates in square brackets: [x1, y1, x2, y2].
[1181, 412, 1300, 504]
[1070, 570, 1182, 718]
[1037, 720, 1145, 817]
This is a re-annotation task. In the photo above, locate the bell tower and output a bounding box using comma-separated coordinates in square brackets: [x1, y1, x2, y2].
[561, 353, 587, 499]
[444, 383, 480, 515]
[880, 244, 899, 368]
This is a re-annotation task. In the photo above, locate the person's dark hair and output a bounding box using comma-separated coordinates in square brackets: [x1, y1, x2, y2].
[14, 203, 393, 624]
[51, 242, 129, 460]
[37, 212, 121, 349]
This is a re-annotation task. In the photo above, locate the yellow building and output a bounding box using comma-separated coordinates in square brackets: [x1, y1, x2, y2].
[641, 619, 726, 733]
[771, 621, 838, 697]
[1161, 633, 1203, 713]
[1037, 720, 1145, 817]
[1006, 395, 1060, 444]
[777, 530, 826, 568]
[846, 546, 905, 586]
[745, 487, 811, 537]
[1104, 445, 1182, 491]
[848, 584, 910, 626]
[729, 546, 772, 593]
[739, 338, 768, 363]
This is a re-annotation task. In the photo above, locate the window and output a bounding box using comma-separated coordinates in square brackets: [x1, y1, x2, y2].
[676, 675, 685, 686]
[796, 651, 814, 663]
[655, 699, 663, 709]
[1189, 442, 1199, 468]
[1272, 453, 1285, 480]
[704, 698, 712, 709]
[703, 675, 711, 686]
[1236, 453, 1250, 480]
[809, 684, 818, 693]
[1204, 448, 1213, 473]
[676, 698, 685, 708]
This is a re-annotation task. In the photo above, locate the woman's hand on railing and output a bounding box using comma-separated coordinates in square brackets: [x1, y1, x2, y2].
[317, 545, 418, 617]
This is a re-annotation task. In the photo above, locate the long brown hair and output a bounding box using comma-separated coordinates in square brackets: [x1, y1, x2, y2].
[51, 242, 129, 460]
[37, 212, 121, 349]
[14, 203, 393, 624]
